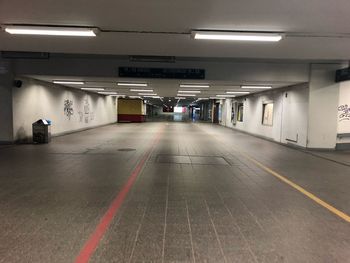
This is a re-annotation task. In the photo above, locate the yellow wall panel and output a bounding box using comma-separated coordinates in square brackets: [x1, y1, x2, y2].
[118, 99, 143, 115]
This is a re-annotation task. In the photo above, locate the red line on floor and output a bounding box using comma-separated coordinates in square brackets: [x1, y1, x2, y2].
[74, 128, 163, 263]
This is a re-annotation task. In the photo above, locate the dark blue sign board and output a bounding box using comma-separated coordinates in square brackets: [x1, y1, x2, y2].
[335, 67, 350, 82]
[119, 67, 205, 79]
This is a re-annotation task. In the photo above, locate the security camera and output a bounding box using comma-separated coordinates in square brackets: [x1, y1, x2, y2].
[13, 80, 22, 88]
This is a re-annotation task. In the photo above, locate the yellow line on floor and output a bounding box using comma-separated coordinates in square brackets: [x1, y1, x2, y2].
[198, 125, 350, 224]
[242, 153, 350, 223]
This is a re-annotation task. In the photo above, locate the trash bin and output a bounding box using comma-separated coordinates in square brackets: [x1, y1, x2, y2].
[32, 119, 51, 143]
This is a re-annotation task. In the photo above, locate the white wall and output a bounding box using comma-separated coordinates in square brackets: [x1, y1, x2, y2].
[308, 64, 341, 149]
[234, 91, 283, 143]
[337, 81, 350, 146]
[220, 63, 346, 149]
[280, 86, 309, 147]
[220, 84, 309, 148]
[12, 78, 117, 141]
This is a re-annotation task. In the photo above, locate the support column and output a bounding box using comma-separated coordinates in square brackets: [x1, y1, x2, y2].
[0, 59, 14, 143]
[307, 63, 344, 149]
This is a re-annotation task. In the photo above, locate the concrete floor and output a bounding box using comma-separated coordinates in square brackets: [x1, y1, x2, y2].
[305, 150, 350, 166]
[0, 122, 350, 263]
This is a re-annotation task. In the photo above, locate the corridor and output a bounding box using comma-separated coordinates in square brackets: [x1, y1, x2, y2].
[0, 122, 350, 262]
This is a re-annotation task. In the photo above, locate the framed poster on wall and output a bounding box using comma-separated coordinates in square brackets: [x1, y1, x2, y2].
[262, 102, 274, 126]
[237, 103, 244, 122]
[231, 101, 237, 125]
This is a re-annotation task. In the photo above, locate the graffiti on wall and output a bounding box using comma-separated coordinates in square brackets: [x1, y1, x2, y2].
[231, 101, 237, 125]
[63, 97, 96, 123]
[78, 111, 83, 122]
[83, 98, 91, 123]
[338, 104, 350, 122]
[64, 100, 74, 120]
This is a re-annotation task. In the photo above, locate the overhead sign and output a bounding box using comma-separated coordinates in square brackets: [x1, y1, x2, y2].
[119, 67, 205, 79]
[335, 67, 350, 82]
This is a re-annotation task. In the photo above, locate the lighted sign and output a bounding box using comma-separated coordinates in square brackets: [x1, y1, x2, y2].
[174, 107, 183, 113]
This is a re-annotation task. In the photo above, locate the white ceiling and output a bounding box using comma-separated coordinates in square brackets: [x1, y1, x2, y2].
[28, 75, 303, 100]
[1, 0, 350, 60]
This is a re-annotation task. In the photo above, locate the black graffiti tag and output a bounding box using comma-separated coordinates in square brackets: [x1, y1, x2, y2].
[338, 104, 350, 121]
[64, 99, 74, 120]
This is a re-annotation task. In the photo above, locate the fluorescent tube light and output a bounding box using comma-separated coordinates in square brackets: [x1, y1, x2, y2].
[98, 91, 117, 95]
[179, 84, 210, 88]
[118, 82, 147, 87]
[53, 80, 85, 85]
[175, 97, 186, 99]
[178, 90, 201, 93]
[192, 31, 283, 42]
[177, 94, 196, 97]
[217, 94, 236, 97]
[241, 85, 272, 89]
[225, 91, 250, 94]
[138, 93, 157, 96]
[81, 88, 105, 91]
[4, 26, 98, 37]
[130, 89, 154, 92]
[128, 96, 141, 98]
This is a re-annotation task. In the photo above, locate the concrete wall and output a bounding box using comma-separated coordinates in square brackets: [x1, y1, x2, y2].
[219, 63, 347, 150]
[220, 84, 309, 147]
[0, 59, 14, 143]
[308, 64, 341, 149]
[12, 78, 117, 141]
[337, 80, 350, 148]
[280, 86, 309, 147]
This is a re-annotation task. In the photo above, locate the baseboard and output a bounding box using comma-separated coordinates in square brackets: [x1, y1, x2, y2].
[14, 122, 118, 144]
[0, 141, 15, 145]
[220, 124, 308, 149]
[306, 147, 336, 151]
[336, 143, 350, 150]
[54, 122, 117, 137]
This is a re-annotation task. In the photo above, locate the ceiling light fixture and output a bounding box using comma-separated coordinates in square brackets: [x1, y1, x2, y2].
[142, 96, 161, 98]
[192, 31, 283, 42]
[118, 82, 148, 87]
[130, 89, 153, 92]
[4, 25, 99, 37]
[179, 84, 210, 88]
[178, 90, 201, 93]
[177, 94, 196, 97]
[98, 91, 117, 95]
[241, 85, 272, 89]
[53, 80, 85, 85]
[175, 97, 186, 99]
[225, 91, 250, 94]
[217, 94, 236, 97]
[138, 93, 157, 96]
[81, 88, 105, 91]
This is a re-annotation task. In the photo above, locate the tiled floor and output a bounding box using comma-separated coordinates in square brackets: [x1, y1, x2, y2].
[305, 149, 350, 166]
[1, 122, 350, 262]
